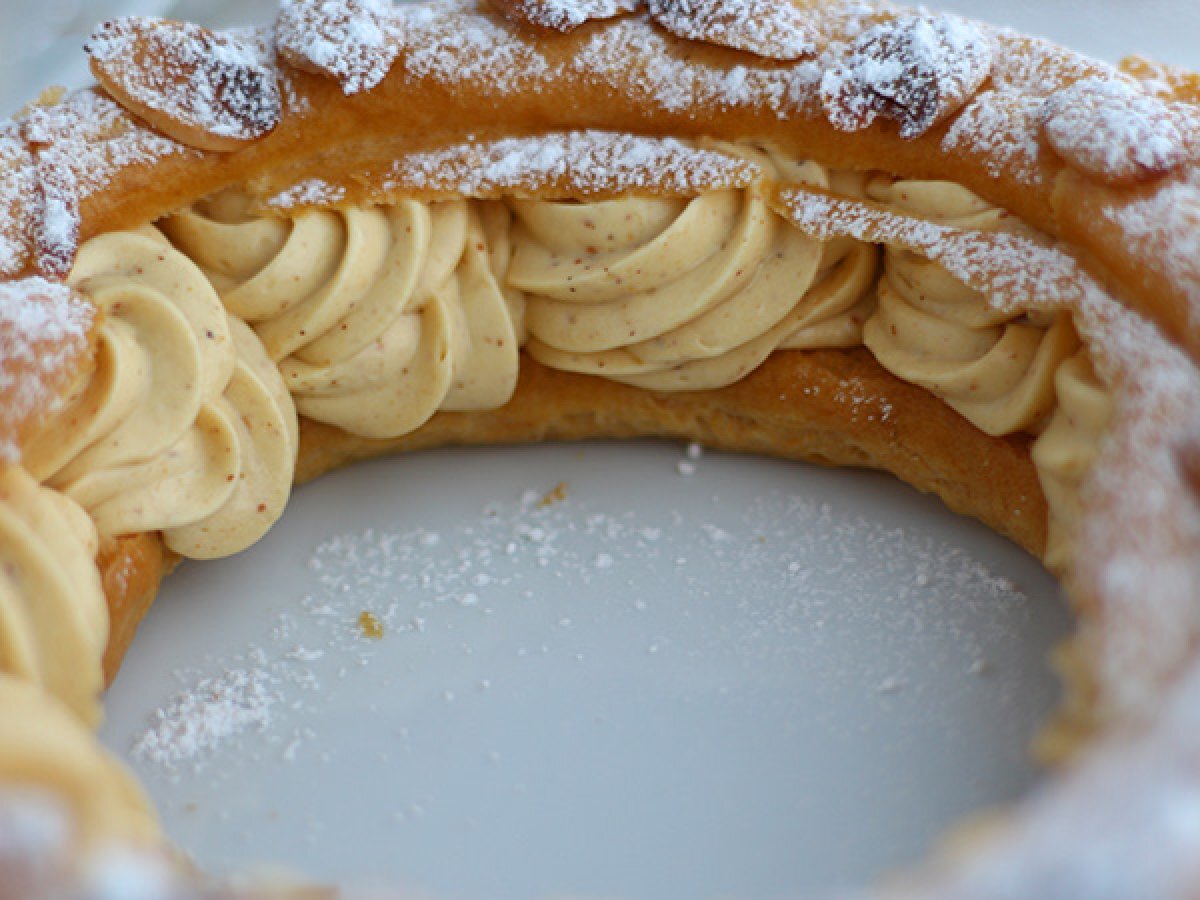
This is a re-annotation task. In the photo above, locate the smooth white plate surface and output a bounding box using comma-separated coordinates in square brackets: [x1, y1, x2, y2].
[14, 0, 1185, 896]
[101, 443, 1071, 898]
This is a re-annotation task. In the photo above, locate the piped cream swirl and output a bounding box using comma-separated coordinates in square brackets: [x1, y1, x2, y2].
[0, 675, 158, 848]
[862, 180, 1079, 436]
[161, 195, 523, 439]
[0, 469, 106, 725]
[1031, 351, 1114, 572]
[147, 157, 1113, 577]
[23, 228, 296, 559]
[512, 154, 878, 391]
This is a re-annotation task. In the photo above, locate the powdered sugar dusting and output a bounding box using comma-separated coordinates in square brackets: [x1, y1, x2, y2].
[646, 0, 816, 61]
[21, 89, 194, 275]
[571, 14, 821, 116]
[264, 177, 347, 210]
[494, 0, 639, 32]
[986, 27, 1116, 98]
[1040, 77, 1188, 184]
[398, 0, 551, 90]
[394, 0, 834, 118]
[942, 91, 1044, 185]
[0, 122, 35, 278]
[0, 277, 94, 463]
[86, 17, 281, 147]
[275, 0, 401, 95]
[379, 131, 759, 197]
[819, 13, 991, 138]
[131, 668, 277, 774]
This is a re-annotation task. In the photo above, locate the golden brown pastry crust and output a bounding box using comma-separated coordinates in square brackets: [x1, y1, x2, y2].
[98, 535, 174, 687]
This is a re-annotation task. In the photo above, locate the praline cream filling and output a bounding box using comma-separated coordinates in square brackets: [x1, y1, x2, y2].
[514, 152, 880, 391]
[1031, 352, 1114, 573]
[154, 164, 1106, 572]
[0, 469, 106, 725]
[22, 227, 297, 560]
[862, 188, 1081, 438]
[161, 195, 524, 439]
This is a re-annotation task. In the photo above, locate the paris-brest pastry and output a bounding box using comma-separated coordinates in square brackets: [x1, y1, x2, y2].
[1, 0, 1199, 894]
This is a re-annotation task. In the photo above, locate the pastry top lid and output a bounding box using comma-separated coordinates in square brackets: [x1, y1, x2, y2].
[0, 0, 1195, 350]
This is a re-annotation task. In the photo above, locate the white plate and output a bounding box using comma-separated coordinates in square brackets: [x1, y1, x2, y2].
[100, 442, 1070, 898]
[64, 0, 1195, 897]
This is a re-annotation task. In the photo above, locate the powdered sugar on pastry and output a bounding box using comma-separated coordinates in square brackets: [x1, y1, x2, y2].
[378, 131, 760, 197]
[986, 28, 1116, 97]
[392, 0, 823, 116]
[20, 89, 195, 276]
[85, 17, 282, 151]
[645, 0, 816, 61]
[820, 13, 992, 138]
[262, 177, 348, 210]
[275, 0, 401, 95]
[942, 91, 1044, 185]
[1040, 77, 1188, 184]
[0, 123, 35, 279]
[490, 0, 640, 32]
[399, 0, 552, 88]
[0, 278, 94, 463]
[1105, 170, 1200, 328]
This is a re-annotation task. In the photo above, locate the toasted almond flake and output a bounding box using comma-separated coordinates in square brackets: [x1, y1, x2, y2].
[86, 16, 281, 152]
[275, 0, 402, 95]
[645, 0, 815, 61]
[488, 0, 640, 32]
[820, 13, 991, 138]
[1041, 77, 1190, 186]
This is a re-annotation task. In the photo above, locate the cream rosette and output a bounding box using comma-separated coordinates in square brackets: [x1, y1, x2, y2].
[1031, 352, 1114, 572]
[862, 180, 1080, 436]
[0, 469, 106, 724]
[513, 151, 878, 391]
[161, 194, 523, 439]
[0, 675, 158, 855]
[23, 227, 296, 559]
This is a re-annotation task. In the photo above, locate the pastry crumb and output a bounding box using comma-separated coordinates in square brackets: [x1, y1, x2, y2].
[357, 611, 384, 640]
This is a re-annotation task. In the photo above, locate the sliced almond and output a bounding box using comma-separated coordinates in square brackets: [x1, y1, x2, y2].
[86, 16, 281, 153]
[646, 0, 815, 60]
[820, 14, 992, 139]
[275, 0, 402, 95]
[1040, 76, 1188, 185]
[487, 0, 641, 33]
